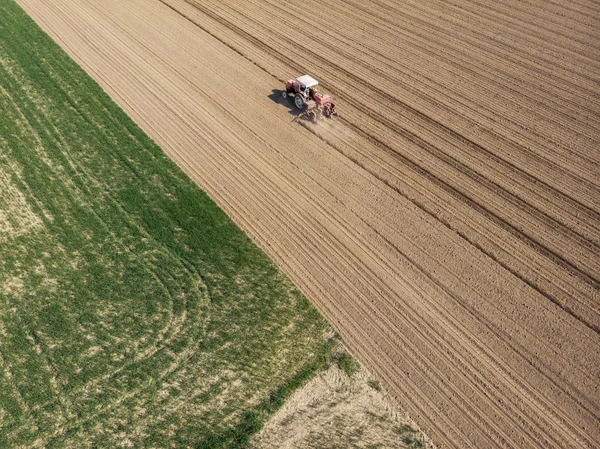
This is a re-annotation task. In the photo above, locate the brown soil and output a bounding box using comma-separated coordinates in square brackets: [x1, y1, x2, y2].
[15, 0, 600, 448]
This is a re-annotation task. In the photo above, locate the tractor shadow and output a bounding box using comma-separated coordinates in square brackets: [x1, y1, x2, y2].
[268, 89, 304, 120]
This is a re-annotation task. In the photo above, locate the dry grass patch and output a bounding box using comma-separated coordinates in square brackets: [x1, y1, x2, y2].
[250, 361, 434, 449]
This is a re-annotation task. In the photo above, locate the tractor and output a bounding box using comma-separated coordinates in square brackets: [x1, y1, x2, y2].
[282, 75, 338, 121]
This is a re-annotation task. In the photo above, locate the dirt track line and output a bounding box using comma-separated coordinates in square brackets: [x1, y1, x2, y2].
[328, 116, 600, 332]
[468, 0, 600, 43]
[343, 0, 600, 108]
[316, 117, 600, 325]
[333, 0, 600, 120]
[370, 0, 600, 85]
[414, 0, 600, 58]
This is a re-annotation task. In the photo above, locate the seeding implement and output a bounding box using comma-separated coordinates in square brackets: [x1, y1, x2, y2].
[283, 75, 338, 121]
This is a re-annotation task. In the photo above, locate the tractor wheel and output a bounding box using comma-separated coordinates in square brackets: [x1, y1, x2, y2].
[294, 94, 305, 110]
[282, 90, 288, 99]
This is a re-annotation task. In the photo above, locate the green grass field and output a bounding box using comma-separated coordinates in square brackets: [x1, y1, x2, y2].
[0, 1, 336, 447]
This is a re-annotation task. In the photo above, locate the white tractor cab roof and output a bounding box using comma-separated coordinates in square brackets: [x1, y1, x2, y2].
[296, 75, 319, 89]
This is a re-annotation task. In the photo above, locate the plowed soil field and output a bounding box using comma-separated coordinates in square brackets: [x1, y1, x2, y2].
[16, 0, 600, 447]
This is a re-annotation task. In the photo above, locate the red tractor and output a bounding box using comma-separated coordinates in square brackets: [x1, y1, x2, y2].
[283, 75, 338, 121]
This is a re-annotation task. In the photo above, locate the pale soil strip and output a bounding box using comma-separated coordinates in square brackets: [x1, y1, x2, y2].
[15, 0, 600, 448]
